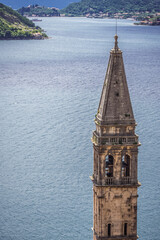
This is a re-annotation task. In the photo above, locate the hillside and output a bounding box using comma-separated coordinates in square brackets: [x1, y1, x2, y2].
[0, 0, 80, 10]
[0, 3, 48, 40]
[61, 0, 160, 17]
[18, 5, 60, 17]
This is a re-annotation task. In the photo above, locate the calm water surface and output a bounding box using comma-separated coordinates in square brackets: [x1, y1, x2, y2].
[0, 17, 160, 240]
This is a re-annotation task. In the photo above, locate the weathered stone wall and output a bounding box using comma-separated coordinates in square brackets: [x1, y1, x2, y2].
[93, 186, 138, 239]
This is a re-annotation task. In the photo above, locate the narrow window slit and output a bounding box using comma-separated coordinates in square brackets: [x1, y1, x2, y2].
[108, 223, 111, 236]
[124, 223, 127, 236]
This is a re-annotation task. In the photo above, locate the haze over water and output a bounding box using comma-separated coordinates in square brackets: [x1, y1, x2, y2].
[0, 17, 160, 240]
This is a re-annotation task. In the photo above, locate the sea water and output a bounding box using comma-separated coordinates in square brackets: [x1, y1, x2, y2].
[0, 17, 160, 240]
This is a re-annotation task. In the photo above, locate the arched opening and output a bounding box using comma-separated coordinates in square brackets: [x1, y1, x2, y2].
[105, 155, 113, 177]
[108, 223, 111, 237]
[122, 154, 130, 177]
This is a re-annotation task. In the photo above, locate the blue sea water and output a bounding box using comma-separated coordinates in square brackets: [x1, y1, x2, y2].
[0, 17, 160, 240]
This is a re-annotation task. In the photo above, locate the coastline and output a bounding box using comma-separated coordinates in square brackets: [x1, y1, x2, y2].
[28, 15, 160, 26]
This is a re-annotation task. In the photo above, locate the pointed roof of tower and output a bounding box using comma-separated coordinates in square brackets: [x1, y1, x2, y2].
[96, 35, 135, 126]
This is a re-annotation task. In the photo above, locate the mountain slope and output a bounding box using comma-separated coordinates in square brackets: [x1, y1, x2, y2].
[61, 0, 160, 16]
[0, 3, 48, 40]
[0, 0, 80, 10]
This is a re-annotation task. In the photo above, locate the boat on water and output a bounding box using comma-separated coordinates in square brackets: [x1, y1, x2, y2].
[32, 19, 42, 22]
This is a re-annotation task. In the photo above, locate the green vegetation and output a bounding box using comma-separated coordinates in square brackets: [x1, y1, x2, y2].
[18, 4, 60, 17]
[60, 0, 160, 17]
[0, 3, 48, 40]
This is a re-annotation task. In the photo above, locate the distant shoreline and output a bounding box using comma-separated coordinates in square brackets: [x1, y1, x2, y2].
[28, 16, 160, 26]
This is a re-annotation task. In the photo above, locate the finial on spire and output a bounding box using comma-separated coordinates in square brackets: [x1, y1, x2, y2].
[114, 34, 119, 51]
[116, 17, 117, 35]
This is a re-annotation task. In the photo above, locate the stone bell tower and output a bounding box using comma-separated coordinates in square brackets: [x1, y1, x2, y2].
[91, 35, 140, 240]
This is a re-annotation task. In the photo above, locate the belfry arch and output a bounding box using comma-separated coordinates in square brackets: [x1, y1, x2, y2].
[105, 155, 114, 177]
[121, 154, 130, 177]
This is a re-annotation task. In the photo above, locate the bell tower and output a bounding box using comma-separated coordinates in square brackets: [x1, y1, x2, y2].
[91, 35, 140, 240]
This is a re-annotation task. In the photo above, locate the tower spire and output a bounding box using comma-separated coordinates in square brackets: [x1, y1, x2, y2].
[96, 35, 135, 126]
